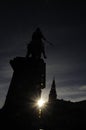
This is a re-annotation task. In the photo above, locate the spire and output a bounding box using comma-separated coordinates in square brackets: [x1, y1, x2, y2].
[48, 77, 57, 102]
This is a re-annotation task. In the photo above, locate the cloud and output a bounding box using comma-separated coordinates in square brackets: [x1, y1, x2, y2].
[79, 85, 86, 91]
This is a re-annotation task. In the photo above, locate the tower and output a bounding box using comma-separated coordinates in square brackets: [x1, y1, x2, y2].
[49, 78, 57, 102]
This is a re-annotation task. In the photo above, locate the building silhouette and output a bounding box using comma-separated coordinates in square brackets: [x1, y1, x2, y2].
[49, 78, 57, 102]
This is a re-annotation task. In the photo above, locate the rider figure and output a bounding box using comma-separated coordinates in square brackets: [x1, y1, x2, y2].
[26, 28, 47, 59]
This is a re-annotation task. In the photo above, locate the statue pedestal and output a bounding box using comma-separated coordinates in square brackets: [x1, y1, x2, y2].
[4, 57, 46, 118]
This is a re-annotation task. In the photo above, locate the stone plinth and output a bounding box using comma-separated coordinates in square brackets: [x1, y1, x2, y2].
[4, 57, 46, 116]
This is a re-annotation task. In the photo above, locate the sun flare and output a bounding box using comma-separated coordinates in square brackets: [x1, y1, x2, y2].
[37, 99, 45, 108]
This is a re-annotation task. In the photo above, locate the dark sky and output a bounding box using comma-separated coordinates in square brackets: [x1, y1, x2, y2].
[0, 1, 86, 108]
